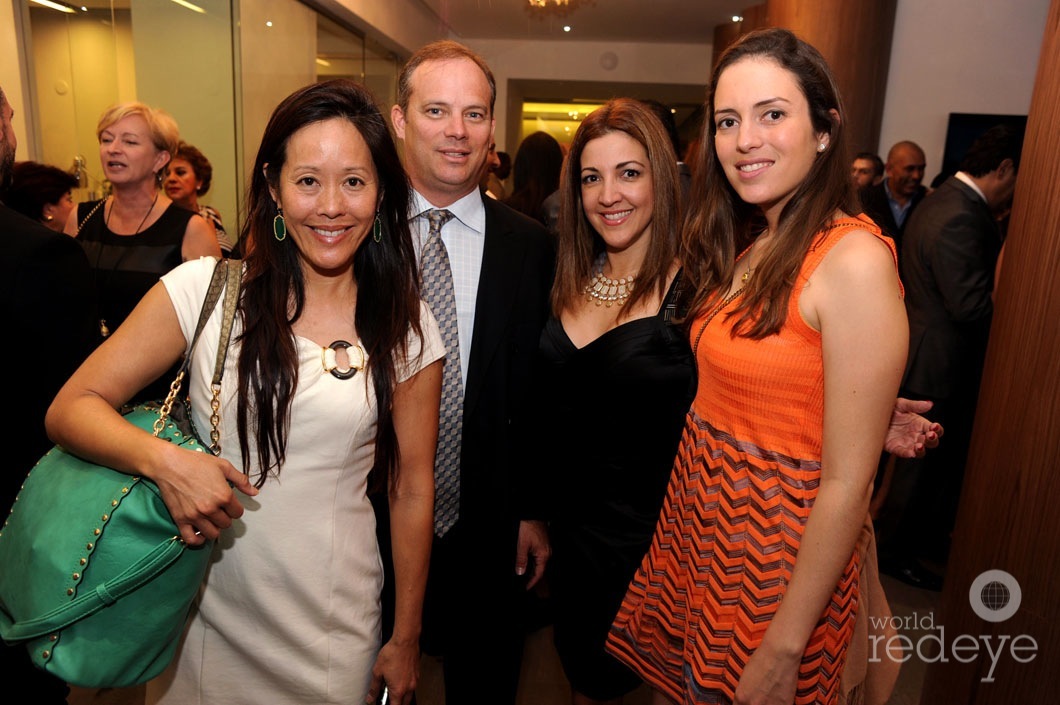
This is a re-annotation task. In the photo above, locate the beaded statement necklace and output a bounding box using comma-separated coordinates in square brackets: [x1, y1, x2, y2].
[584, 253, 636, 307]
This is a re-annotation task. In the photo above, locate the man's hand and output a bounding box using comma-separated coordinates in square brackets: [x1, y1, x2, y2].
[884, 397, 944, 458]
[515, 520, 550, 590]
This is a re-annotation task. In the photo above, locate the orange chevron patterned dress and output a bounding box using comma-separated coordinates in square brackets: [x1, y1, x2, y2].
[607, 216, 896, 705]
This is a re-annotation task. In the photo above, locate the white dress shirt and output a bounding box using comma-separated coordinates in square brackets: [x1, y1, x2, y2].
[410, 189, 486, 390]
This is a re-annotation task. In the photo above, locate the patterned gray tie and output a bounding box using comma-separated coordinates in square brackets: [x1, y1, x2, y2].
[421, 209, 462, 537]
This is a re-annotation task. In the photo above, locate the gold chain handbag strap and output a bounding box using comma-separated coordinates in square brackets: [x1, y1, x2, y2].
[153, 260, 241, 453]
[208, 261, 242, 452]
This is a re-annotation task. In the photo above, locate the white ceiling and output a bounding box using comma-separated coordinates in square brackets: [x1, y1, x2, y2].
[419, 0, 748, 44]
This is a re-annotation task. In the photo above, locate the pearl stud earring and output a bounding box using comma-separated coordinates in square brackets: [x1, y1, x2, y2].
[818, 143, 827, 152]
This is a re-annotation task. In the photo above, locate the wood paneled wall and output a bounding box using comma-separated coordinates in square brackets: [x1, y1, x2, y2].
[918, 1, 1060, 702]
[711, 0, 896, 155]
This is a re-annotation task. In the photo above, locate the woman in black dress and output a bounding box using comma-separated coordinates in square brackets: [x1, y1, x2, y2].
[65, 101, 220, 401]
[529, 98, 693, 705]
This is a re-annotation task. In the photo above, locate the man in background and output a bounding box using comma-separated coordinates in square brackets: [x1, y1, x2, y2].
[876, 124, 1024, 590]
[861, 140, 928, 258]
[852, 150, 884, 190]
[0, 83, 98, 704]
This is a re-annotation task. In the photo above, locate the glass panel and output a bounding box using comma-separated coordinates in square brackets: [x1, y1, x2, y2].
[25, 1, 125, 202]
[18, 0, 400, 237]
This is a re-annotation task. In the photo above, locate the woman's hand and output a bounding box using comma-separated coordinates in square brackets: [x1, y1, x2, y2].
[367, 637, 419, 705]
[151, 443, 258, 545]
[733, 639, 801, 705]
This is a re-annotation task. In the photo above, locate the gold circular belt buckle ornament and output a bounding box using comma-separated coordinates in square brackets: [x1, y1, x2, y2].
[322, 340, 365, 380]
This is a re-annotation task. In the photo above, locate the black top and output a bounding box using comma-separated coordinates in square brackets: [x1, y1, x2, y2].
[76, 199, 194, 401]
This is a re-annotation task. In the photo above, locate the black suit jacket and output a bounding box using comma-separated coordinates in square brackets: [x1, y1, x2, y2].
[900, 177, 1000, 400]
[459, 195, 555, 543]
[376, 193, 554, 674]
[0, 205, 99, 510]
[0, 204, 98, 702]
[860, 180, 927, 256]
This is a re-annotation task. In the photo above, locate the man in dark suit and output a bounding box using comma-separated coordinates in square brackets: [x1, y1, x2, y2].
[0, 83, 98, 704]
[860, 140, 928, 258]
[876, 124, 1024, 590]
[386, 41, 554, 704]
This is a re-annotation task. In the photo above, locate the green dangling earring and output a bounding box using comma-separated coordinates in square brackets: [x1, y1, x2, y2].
[372, 214, 382, 243]
[273, 207, 287, 241]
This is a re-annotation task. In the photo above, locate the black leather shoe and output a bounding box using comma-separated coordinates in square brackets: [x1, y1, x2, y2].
[882, 558, 944, 592]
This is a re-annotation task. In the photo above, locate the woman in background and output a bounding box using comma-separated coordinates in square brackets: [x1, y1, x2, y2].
[2, 160, 78, 232]
[504, 130, 564, 226]
[165, 140, 236, 254]
[65, 101, 219, 400]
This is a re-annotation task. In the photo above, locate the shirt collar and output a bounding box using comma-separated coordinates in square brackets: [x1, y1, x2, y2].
[954, 171, 988, 204]
[410, 189, 486, 234]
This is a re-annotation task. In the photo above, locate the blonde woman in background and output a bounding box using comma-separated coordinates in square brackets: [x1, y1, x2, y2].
[65, 101, 219, 401]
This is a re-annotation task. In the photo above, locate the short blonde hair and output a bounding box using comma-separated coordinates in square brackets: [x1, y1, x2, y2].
[96, 102, 180, 167]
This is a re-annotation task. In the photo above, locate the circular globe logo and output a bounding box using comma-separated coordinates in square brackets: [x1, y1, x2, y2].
[969, 570, 1021, 623]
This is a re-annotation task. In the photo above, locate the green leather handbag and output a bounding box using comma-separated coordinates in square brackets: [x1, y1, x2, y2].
[0, 258, 241, 688]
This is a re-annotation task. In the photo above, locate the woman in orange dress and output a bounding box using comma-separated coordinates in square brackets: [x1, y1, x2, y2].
[607, 28, 908, 705]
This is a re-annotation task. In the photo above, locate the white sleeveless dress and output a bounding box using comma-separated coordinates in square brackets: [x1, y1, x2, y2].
[146, 257, 443, 704]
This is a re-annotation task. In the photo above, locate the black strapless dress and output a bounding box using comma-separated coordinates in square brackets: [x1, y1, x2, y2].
[536, 272, 695, 700]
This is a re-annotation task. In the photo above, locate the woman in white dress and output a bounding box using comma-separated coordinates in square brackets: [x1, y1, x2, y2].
[46, 79, 443, 705]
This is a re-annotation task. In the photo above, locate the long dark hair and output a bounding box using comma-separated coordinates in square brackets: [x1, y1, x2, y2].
[504, 131, 564, 225]
[682, 28, 857, 338]
[552, 98, 681, 317]
[238, 79, 421, 493]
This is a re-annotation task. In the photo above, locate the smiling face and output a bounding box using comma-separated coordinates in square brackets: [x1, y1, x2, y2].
[164, 157, 202, 209]
[713, 56, 829, 223]
[267, 117, 379, 276]
[98, 114, 169, 187]
[579, 131, 654, 255]
[885, 143, 926, 200]
[391, 57, 495, 206]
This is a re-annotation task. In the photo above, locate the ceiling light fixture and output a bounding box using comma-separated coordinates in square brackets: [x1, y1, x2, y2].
[526, 0, 595, 19]
[170, 0, 206, 13]
[30, 0, 75, 13]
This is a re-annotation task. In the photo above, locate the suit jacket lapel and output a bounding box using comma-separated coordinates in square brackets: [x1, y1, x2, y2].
[463, 199, 526, 418]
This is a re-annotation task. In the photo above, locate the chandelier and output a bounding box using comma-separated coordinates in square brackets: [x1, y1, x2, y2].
[526, 0, 596, 17]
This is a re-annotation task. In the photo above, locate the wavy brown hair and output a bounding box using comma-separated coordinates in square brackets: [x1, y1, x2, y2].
[552, 98, 681, 318]
[682, 28, 858, 338]
[238, 79, 421, 493]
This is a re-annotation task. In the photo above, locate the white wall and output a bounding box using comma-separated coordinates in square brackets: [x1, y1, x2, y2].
[464, 39, 712, 153]
[879, 0, 1049, 180]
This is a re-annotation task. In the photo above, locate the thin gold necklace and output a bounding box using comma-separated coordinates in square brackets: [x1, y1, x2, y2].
[741, 240, 755, 282]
